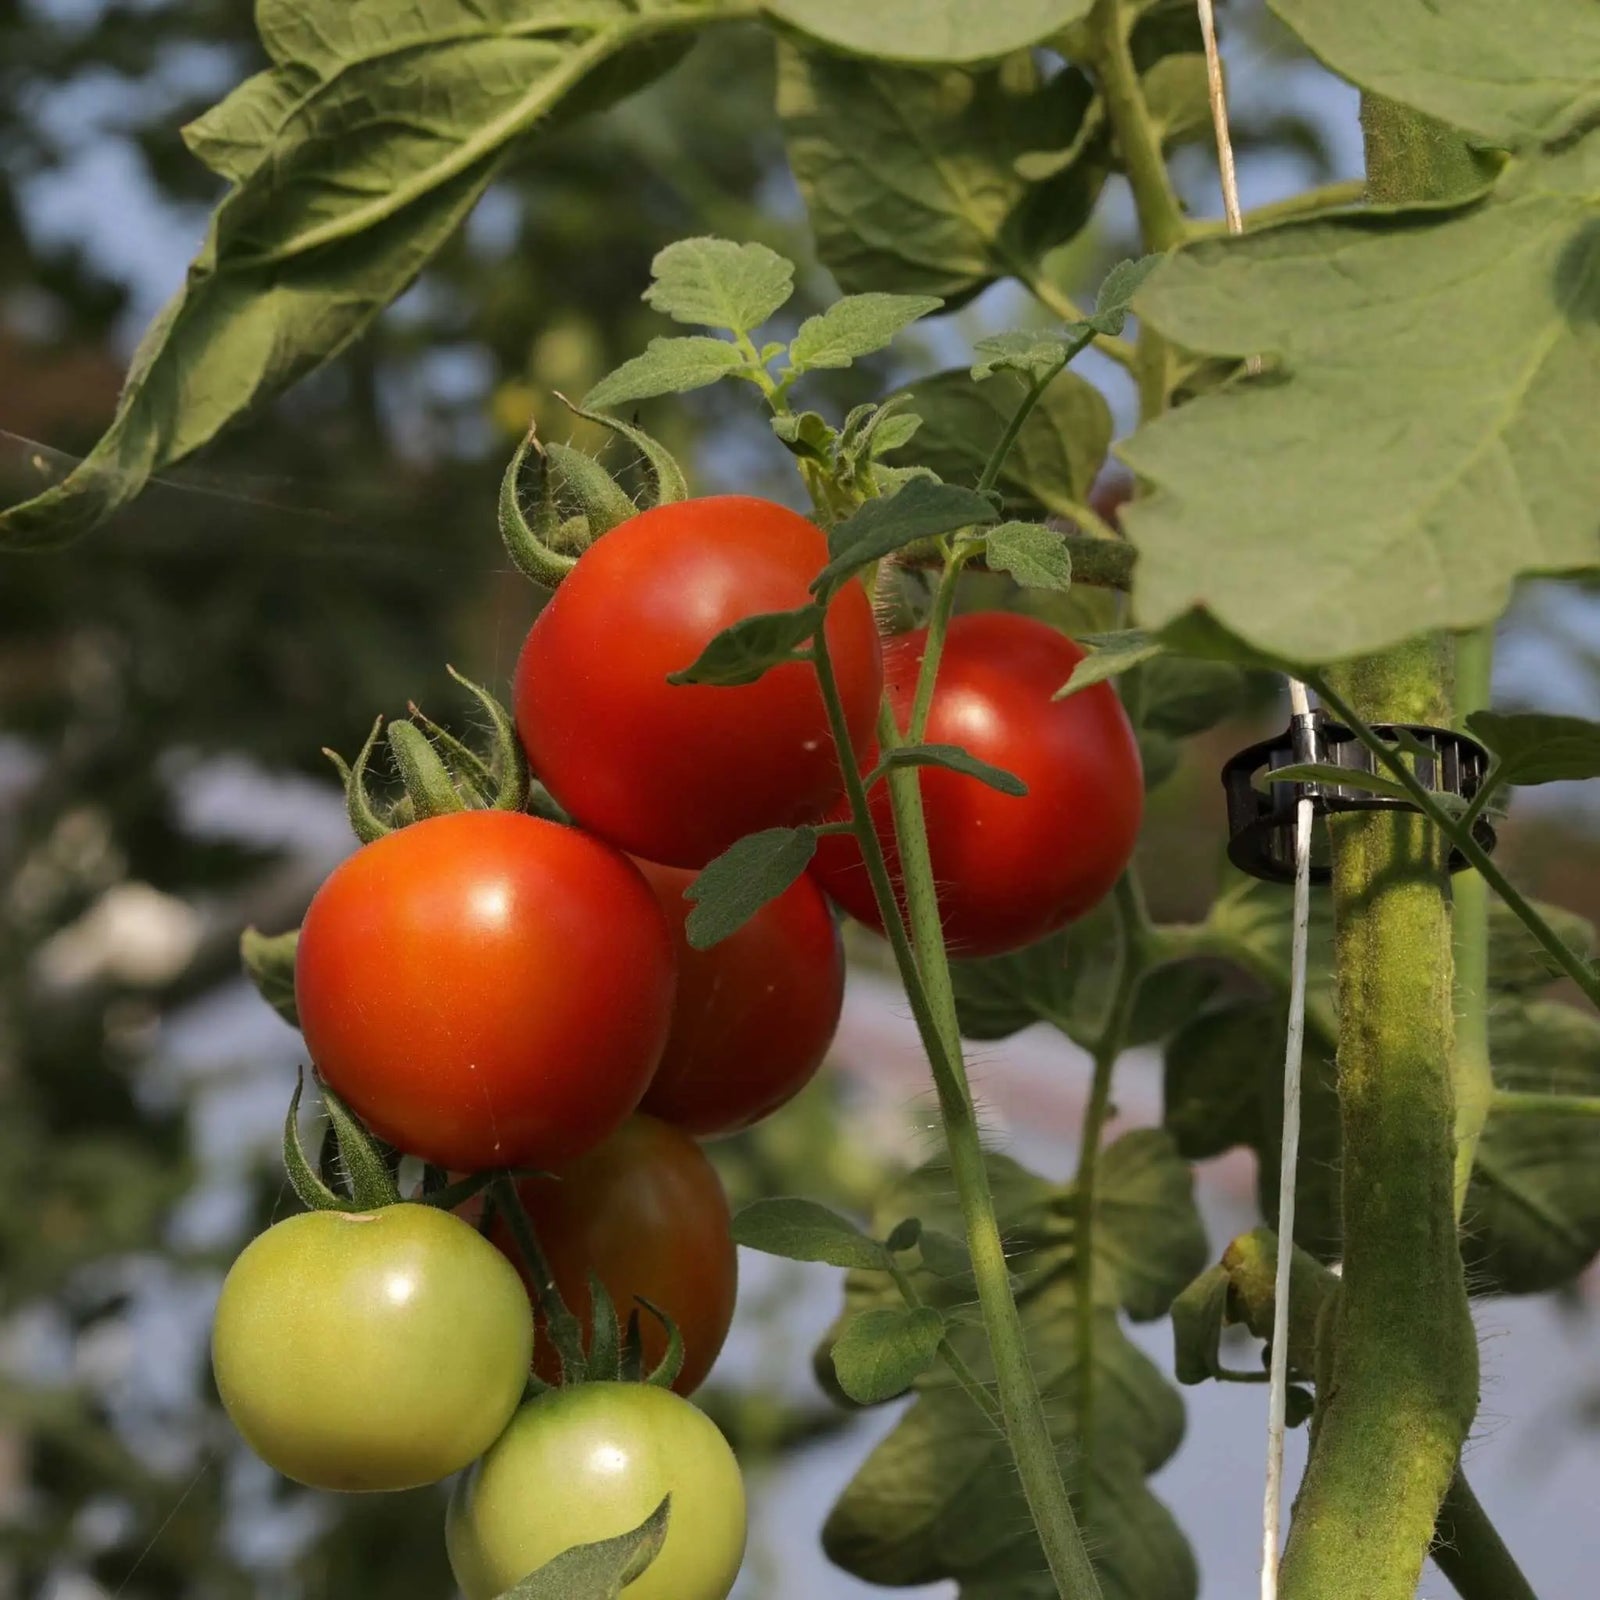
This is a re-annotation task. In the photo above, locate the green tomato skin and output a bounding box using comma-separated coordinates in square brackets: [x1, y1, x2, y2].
[212, 1204, 532, 1493]
[446, 1382, 747, 1600]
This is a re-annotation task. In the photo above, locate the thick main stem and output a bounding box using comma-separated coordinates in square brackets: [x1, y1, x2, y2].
[814, 634, 1101, 1600]
[1278, 639, 1478, 1600]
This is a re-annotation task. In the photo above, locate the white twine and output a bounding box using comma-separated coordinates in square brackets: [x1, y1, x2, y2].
[1193, 7, 1314, 1596]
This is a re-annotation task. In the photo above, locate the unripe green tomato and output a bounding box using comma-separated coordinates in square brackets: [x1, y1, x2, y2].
[446, 1382, 747, 1600]
[212, 1204, 532, 1492]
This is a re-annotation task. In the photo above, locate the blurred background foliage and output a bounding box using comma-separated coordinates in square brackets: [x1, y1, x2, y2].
[2, 2, 1597, 1597]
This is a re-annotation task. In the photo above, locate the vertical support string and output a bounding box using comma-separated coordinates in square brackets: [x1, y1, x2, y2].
[1194, 7, 1314, 1597]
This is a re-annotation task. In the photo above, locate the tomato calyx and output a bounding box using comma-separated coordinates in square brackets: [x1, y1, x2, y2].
[498, 397, 687, 590]
[482, 1172, 687, 1394]
[323, 666, 528, 844]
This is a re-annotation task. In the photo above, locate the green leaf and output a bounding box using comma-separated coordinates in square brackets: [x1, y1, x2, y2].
[831, 1306, 947, 1403]
[1169, 1264, 1236, 1387]
[818, 1149, 1197, 1600]
[895, 369, 1112, 519]
[1467, 710, 1600, 789]
[778, 45, 1103, 302]
[1089, 253, 1163, 333]
[582, 336, 747, 409]
[970, 329, 1085, 384]
[876, 743, 1027, 797]
[1163, 1001, 1345, 1261]
[495, 1495, 670, 1599]
[732, 1197, 889, 1271]
[771, 410, 837, 463]
[885, 1217, 923, 1254]
[1094, 1130, 1210, 1321]
[789, 293, 944, 371]
[1138, 655, 1254, 738]
[642, 236, 794, 335]
[982, 522, 1073, 590]
[1464, 999, 1600, 1294]
[1269, 0, 1599, 147]
[684, 827, 818, 949]
[666, 604, 825, 687]
[1266, 762, 1413, 803]
[1055, 630, 1162, 698]
[815, 478, 997, 592]
[1489, 896, 1598, 993]
[763, 0, 1094, 65]
[241, 926, 300, 1027]
[2, 3, 682, 549]
[1121, 147, 1600, 663]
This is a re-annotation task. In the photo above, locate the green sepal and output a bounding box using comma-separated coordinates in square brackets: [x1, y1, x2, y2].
[499, 423, 581, 589]
[619, 1309, 645, 1383]
[585, 1273, 622, 1382]
[386, 720, 466, 821]
[282, 1070, 400, 1213]
[637, 1297, 686, 1390]
[545, 440, 637, 536]
[323, 717, 389, 843]
[557, 393, 689, 508]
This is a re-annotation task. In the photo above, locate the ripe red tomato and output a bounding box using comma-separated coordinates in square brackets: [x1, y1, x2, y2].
[810, 611, 1143, 958]
[494, 1116, 737, 1396]
[212, 1205, 532, 1493]
[513, 496, 883, 869]
[634, 858, 843, 1137]
[447, 1382, 746, 1600]
[295, 811, 675, 1172]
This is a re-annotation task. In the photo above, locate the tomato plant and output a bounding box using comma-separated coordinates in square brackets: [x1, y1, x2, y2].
[211, 1205, 532, 1493]
[295, 810, 675, 1171]
[811, 611, 1144, 958]
[495, 1115, 737, 1396]
[635, 857, 844, 1136]
[446, 1381, 746, 1600]
[513, 495, 883, 869]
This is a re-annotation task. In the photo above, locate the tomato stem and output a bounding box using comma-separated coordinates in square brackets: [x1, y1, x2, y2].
[814, 607, 1104, 1599]
[487, 1175, 589, 1382]
[1070, 872, 1147, 1509]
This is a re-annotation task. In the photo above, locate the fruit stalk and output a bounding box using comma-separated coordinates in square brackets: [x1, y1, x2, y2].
[813, 627, 1104, 1600]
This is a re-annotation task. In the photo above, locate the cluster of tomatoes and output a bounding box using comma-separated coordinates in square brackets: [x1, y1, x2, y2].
[213, 494, 1142, 1599]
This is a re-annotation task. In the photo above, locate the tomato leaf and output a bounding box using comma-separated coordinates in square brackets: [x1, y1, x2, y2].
[788, 292, 944, 372]
[1121, 132, 1600, 661]
[1269, 0, 1595, 147]
[1464, 999, 1600, 1294]
[241, 926, 300, 1028]
[762, 0, 1093, 65]
[1055, 630, 1163, 699]
[1094, 1130, 1211, 1322]
[982, 522, 1073, 591]
[1, 4, 685, 549]
[893, 368, 1112, 519]
[494, 1494, 671, 1600]
[667, 605, 825, 688]
[1467, 710, 1600, 794]
[831, 1306, 946, 1404]
[583, 336, 749, 409]
[1168, 1265, 1237, 1387]
[874, 743, 1028, 797]
[1264, 762, 1413, 803]
[732, 1197, 890, 1271]
[1088, 253, 1163, 335]
[684, 826, 818, 949]
[814, 479, 997, 593]
[884, 1216, 923, 1254]
[778, 45, 1103, 303]
[642, 237, 794, 336]
[1489, 897, 1598, 994]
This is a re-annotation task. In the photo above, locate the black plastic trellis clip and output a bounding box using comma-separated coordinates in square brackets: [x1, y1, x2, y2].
[1221, 710, 1497, 886]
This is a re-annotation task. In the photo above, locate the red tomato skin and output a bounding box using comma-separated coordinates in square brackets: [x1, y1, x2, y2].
[497, 1116, 737, 1396]
[634, 859, 843, 1138]
[810, 612, 1143, 959]
[295, 811, 675, 1172]
[512, 496, 883, 869]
